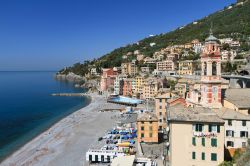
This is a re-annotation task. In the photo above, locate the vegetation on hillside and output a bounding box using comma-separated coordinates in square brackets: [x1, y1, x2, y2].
[59, 0, 250, 76]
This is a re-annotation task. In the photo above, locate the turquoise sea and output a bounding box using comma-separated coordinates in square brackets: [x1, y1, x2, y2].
[0, 71, 90, 162]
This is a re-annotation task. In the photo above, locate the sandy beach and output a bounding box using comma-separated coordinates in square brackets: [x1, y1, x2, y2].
[1, 93, 119, 166]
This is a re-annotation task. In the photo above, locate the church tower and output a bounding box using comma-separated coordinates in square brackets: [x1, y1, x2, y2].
[200, 29, 222, 108]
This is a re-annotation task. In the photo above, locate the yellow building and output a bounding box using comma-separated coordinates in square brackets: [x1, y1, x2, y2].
[168, 104, 225, 166]
[178, 60, 194, 75]
[137, 112, 158, 143]
[135, 76, 145, 98]
[121, 62, 138, 76]
[142, 79, 158, 100]
[155, 94, 170, 131]
[223, 88, 250, 115]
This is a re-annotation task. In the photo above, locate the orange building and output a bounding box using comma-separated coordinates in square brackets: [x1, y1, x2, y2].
[137, 112, 158, 143]
[123, 78, 133, 97]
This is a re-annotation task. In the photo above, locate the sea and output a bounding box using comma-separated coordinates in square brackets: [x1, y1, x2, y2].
[0, 71, 90, 162]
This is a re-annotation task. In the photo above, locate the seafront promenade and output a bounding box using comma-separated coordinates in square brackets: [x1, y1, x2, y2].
[0, 93, 119, 166]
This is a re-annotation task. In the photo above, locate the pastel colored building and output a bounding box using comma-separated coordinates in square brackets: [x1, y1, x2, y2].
[137, 112, 158, 143]
[156, 60, 175, 71]
[100, 68, 117, 92]
[178, 60, 194, 75]
[168, 104, 225, 166]
[155, 94, 170, 131]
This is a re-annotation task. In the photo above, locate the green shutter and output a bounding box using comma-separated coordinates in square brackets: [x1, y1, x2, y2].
[192, 137, 196, 146]
[211, 153, 217, 161]
[217, 125, 220, 133]
[202, 152, 205, 160]
[192, 152, 196, 159]
[211, 138, 217, 147]
[202, 138, 205, 146]
[209, 125, 212, 132]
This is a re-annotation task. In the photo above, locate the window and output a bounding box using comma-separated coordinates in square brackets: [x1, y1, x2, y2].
[193, 124, 204, 132]
[204, 62, 207, 76]
[202, 152, 205, 160]
[192, 152, 196, 160]
[141, 133, 144, 138]
[159, 112, 162, 116]
[159, 106, 162, 109]
[149, 126, 153, 131]
[212, 62, 217, 76]
[211, 153, 217, 161]
[141, 127, 144, 131]
[228, 120, 232, 126]
[149, 133, 153, 137]
[211, 138, 217, 147]
[226, 130, 234, 137]
[242, 121, 247, 126]
[242, 142, 247, 148]
[240, 131, 248, 138]
[227, 141, 234, 147]
[159, 119, 162, 122]
[209, 124, 219, 133]
[192, 137, 196, 146]
[159, 99, 162, 103]
[202, 138, 205, 147]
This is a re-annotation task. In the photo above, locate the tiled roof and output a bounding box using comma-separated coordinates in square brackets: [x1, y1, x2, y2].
[216, 108, 250, 121]
[224, 89, 250, 109]
[169, 104, 224, 123]
[137, 111, 158, 122]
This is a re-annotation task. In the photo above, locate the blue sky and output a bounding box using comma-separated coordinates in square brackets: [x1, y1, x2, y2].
[0, 0, 236, 71]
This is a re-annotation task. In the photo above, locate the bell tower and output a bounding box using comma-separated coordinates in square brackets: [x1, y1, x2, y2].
[200, 29, 222, 108]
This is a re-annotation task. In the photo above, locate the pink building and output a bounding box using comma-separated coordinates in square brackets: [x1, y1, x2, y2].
[100, 68, 117, 92]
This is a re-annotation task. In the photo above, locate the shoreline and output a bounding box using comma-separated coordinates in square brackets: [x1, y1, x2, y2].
[1, 93, 118, 166]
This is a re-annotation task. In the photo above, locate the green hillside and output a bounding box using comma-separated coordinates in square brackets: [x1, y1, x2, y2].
[59, 0, 250, 76]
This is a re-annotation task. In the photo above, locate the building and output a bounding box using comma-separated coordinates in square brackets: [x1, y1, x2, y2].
[156, 60, 175, 71]
[114, 74, 127, 95]
[137, 54, 145, 61]
[168, 104, 225, 166]
[216, 108, 250, 158]
[144, 57, 156, 64]
[100, 68, 117, 92]
[155, 94, 170, 131]
[137, 112, 158, 143]
[111, 155, 156, 166]
[142, 79, 158, 100]
[90, 68, 98, 75]
[135, 76, 145, 98]
[192, 39, 203, 54]
[123, 78, 134, 97]
[121, 62, 138, 76]
[178, 60, 194, 75]
[141, 66, 150, 73]
[200, 30, 222, 108]
[223, 88, 250, 115]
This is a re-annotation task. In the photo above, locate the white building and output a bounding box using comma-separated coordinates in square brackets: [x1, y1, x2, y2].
[216, 108, 250, 149]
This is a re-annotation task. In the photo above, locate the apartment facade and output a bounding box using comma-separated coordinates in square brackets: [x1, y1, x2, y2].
[137, 112, 158, 143]
[142, 79, 158, 100]
[156, 60, 175, 71]
[121, 62, 138, 76]
[178, 60, 194, 75]
[100, 68, 117, 91]
[168, 104, 225, 166]
[114, 74, 127, 95]
[155, 94, 170, 131]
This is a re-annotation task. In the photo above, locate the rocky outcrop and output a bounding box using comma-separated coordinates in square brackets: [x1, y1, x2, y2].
[55, 72, 86, 83]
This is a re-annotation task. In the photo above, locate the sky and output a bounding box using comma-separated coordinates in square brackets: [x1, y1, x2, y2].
[0, 0, 236, 71]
